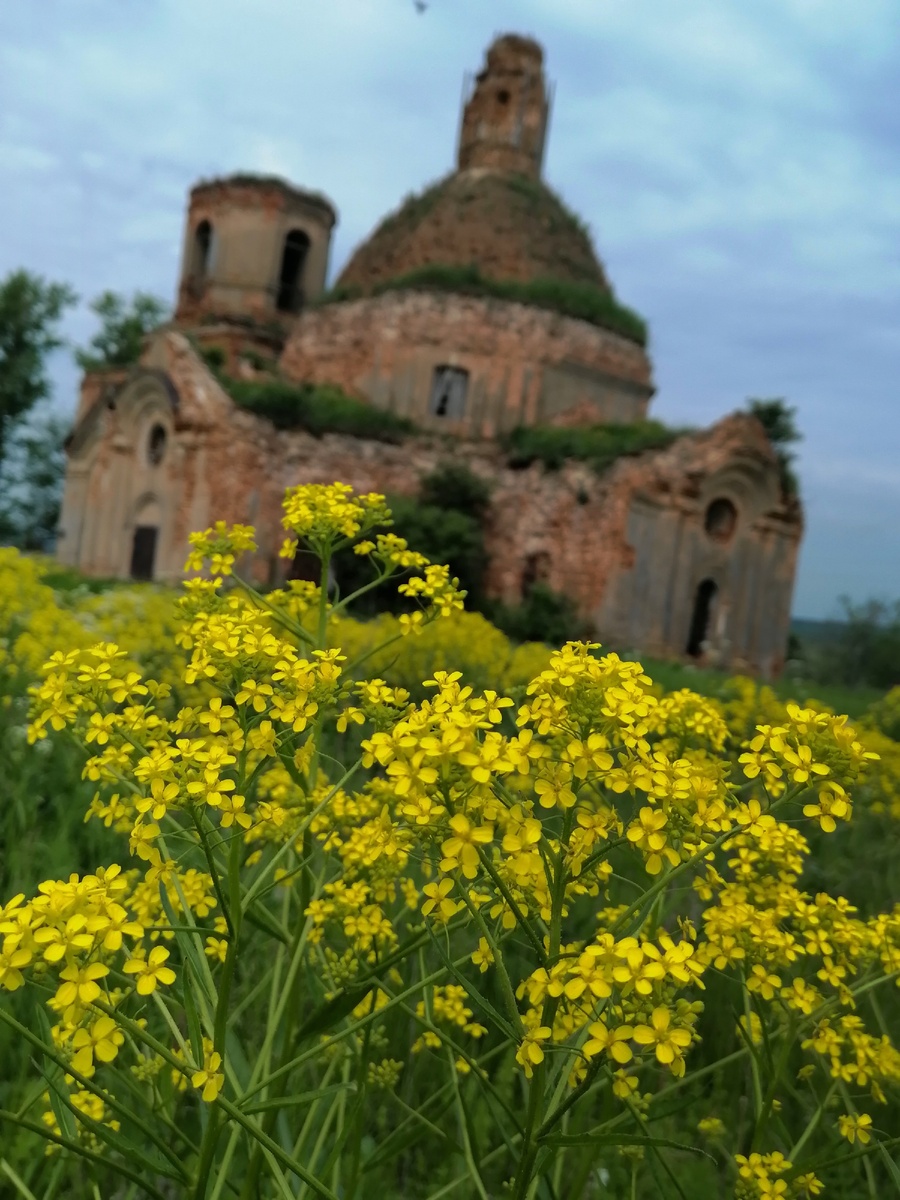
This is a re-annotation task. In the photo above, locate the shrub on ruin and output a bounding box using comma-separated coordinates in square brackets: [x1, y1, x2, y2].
[504, 419, 684, 473]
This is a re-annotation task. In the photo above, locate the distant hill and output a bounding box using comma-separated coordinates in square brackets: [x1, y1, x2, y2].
[791, 617, 845, 646]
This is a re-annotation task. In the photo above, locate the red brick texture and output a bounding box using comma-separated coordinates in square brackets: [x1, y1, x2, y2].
[60, 335, 801, 678]
[280, 291, 653, 435]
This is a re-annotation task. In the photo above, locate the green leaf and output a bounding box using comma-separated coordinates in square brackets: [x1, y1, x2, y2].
[425, 922, 519, 1041]
[244, 1082, 357, 1115]
[0, 1158, 38, 1200]
[363, 1091, 459, 1173]
[293, 984, 374, 1043]
[244, 898, 290, 943]
[182, 957, 205, 1065]
[0, 1109, 167, 1200]
[875, 1140, 900, 1192]
[32, 1005, 76, 1142]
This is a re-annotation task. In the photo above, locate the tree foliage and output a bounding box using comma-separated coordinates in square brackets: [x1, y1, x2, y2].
[791, 598, 900, 691]
[0, 407, 67, 551]
[747, 397, 802, 495]
[419, 460, 492, 519]
[335, 468, 490, 613]
[829, 598, 900, 690]
[75, 290, 169, 371]
[0, 269, 76, 459]
[488, 581, 587, 646]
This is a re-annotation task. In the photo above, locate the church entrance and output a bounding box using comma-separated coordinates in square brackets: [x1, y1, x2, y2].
[130, 525, 158, 580]
[686, 578, 717, 657]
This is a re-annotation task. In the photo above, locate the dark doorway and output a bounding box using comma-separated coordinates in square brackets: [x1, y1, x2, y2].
[686, 578, 717, 657]
[130, 526, 158, 581]
[276, 230, 311, 313]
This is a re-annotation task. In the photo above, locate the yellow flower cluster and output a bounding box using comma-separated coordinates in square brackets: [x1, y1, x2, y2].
[2, 481, 899, 1197]
[280, 481, 390, 556]
[0, 548, 89, 678]
[734, 1151, 822, 1198]
[186, 519, 257, 577]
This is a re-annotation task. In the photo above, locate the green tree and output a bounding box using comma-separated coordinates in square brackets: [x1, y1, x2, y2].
[419, 460, 492, 519]
[747, 397, 802, 495]
[0, 269, 77, 463]
[831, 597, 900, 690]
[0, 407, 67, 551]
[75, 290, 169, 371]
[489, 582, 587, 645]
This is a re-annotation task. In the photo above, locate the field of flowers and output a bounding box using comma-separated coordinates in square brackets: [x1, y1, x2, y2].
[1, 483, 899, 1200]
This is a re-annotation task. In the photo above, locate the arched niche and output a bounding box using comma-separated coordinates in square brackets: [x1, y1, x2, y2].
[704, 497, 738, 544]
[697, 455, 780, 529]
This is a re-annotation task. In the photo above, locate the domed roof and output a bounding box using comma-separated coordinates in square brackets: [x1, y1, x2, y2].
[335, 169, 611, 295]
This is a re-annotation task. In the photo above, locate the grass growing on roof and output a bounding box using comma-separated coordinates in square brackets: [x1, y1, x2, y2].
[504, 419, 686, 474]
[223, 378, 415, 442]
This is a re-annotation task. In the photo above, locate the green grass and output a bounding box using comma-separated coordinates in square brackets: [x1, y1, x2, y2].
[36, 563, 123, 594]
[504, 419, 685, 474]
[222, 378, 415, 442]
[636, 655, 882, 719]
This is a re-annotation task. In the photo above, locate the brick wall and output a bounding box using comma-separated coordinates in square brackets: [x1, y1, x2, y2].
[280, 290, 654, 436]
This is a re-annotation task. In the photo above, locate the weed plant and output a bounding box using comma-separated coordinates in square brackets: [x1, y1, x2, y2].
[0, 501, 898, 1199]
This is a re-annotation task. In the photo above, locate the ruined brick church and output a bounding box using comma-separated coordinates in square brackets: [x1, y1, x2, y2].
[57, 34, 802, 676]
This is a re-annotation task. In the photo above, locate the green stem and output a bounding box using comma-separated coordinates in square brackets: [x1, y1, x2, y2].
[448, 1048, 490, 1200]
[476, 845, 547, 963]
[233, 574, 315, 645]
[457, 888, 524, 1035]
[513, 1063, 547, 1200]
[788, 1078, 837, 1162]
[0, 1006, 187, 1181]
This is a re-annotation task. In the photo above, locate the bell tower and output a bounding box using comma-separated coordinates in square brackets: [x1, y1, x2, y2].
[175, 174, 337, 327]
[457, 34, 551, 179]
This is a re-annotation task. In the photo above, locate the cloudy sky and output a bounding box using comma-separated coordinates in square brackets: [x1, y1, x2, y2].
[2, 0, 898, 617]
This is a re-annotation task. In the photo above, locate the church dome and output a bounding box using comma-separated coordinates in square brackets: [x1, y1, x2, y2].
[335, 168, 611, 295]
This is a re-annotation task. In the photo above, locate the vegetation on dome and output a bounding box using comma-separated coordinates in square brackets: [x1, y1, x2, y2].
[504, 418, 686, 474]
[219, 377, 414, 443]
[319, 264, 648, 345]
[364, 172, 596, 258]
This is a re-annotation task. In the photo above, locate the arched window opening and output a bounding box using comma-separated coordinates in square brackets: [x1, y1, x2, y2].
[130, 526, 158, 581]
[430, 365, 469, 419]
[497, 88, 510, 105]
[686, 578, 717, 658]
[704, 497, 737, 544]
[276, 229, 311, 313]
[192, 220, 214, 283]
[147, 424, 167, 466]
